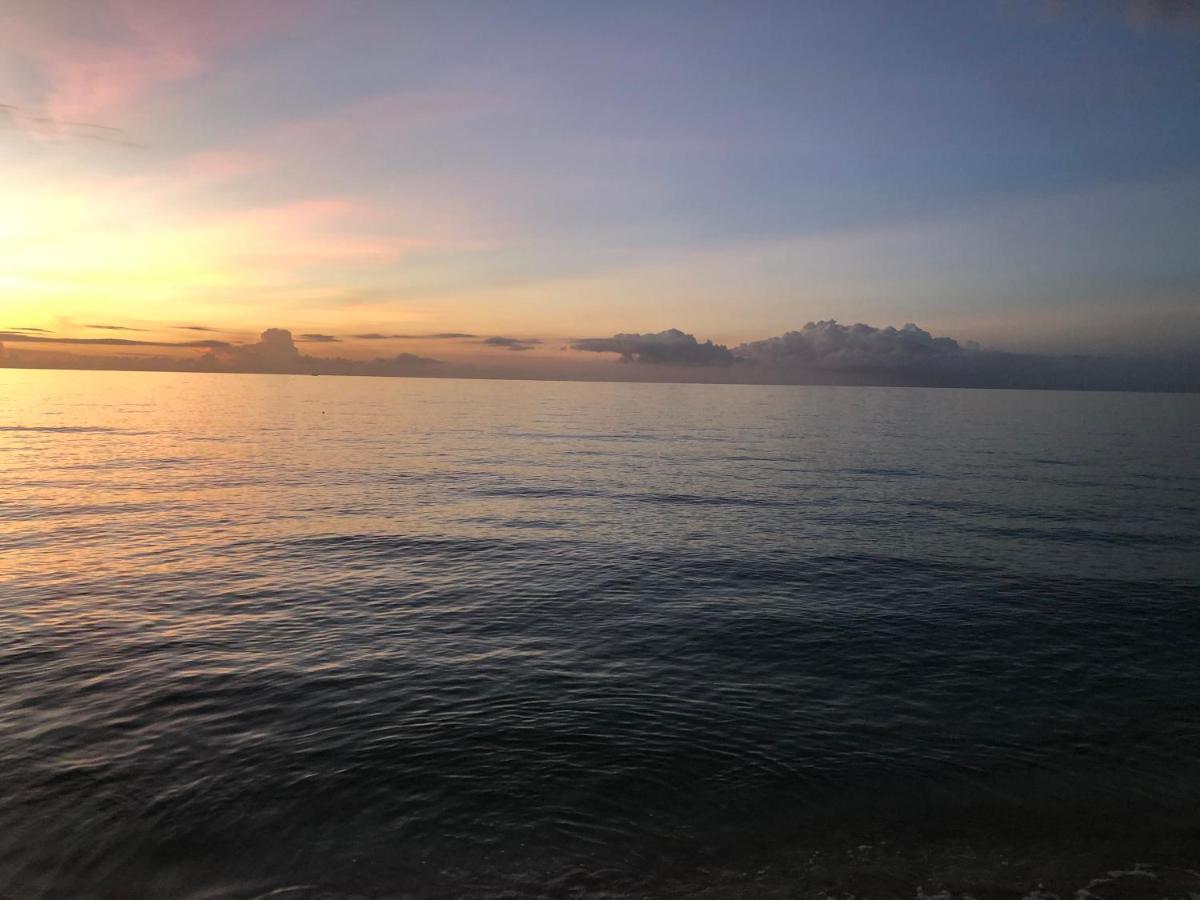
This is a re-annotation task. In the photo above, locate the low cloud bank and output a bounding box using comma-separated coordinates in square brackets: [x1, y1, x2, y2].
[735, 320, 1197, 391]
[0, 327, 441, 377]
[570, 321, 1198, 391]
[199, 329, 438, 375]
[352, 332, 475, 340]
[3, 321, 1196, 392]
[571, 329, 737, 366]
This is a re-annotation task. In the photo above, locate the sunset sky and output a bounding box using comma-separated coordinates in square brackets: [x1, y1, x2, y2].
[2, 0, 1198, 376]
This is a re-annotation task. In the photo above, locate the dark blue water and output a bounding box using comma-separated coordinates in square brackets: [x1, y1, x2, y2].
[1, 370, 1198, 898]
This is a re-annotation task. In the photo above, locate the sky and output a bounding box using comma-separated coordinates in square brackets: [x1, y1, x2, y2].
[1, 0, 1198, 387]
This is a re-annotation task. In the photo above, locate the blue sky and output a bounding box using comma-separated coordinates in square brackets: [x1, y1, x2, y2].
[1, 0, 1197, 363]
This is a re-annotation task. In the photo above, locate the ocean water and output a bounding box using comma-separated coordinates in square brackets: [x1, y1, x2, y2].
[1, 369, 1198, 899]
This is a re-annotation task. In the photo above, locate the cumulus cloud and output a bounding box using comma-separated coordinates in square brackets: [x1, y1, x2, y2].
[482, 336, 542, 351]
[4, 320, 1194, 392]
[736, 320, 1199, 391]
[207, 327, 302, 371]
[197, 328, 439, 376]
[736, 321, 961, 369]
[571, 329, 737, 366]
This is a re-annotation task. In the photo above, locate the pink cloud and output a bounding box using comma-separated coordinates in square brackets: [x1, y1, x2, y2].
[114, 148, 271, 197]
[203, 198, 434, 269]
[0, 0, 316, 123]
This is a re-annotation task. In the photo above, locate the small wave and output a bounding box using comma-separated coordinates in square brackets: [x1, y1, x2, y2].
[474, 485, 606, 500]
[251, 532, 578, 561]
[499, 430, 660, 441]
[474, 485, 787, 507]
[1031, 457, 1084, 467]
[627, 492, 787, 508]
[0, 425, 138, 434]
[974, 524, 1195, 548]
[58, 455, 198, 471]
[842, 466, 944, 479]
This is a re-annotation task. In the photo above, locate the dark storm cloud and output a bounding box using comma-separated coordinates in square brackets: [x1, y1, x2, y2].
[296, 333, 341, 343]
[482, 336, 542, 351]
[571, 329, 737, 366]
[735, 320, 1200, 392]
[0, 331, 229, 349]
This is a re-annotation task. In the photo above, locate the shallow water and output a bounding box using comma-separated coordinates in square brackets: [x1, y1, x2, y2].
[1, 370, 1198, 898]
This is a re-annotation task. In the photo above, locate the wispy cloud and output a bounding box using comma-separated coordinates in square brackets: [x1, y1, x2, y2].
[268, 89, 513, 151]
[351, 332, 476, 340]
[296, 333, 340, 343]
[0, 0, 315, 123]
[572, 329, 738, 366]
[482, 336, 542, 351]
[1127, 0, 1200, 26]
[204, 199, 431, 268]
[0, 331, 228, 349]
[0, 102, 144, 147]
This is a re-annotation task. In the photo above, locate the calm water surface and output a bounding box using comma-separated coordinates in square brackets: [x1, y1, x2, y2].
[1, 370, 1198, 898]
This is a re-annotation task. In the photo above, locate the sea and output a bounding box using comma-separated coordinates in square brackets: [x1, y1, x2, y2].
[1, 368, 1198, 899]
